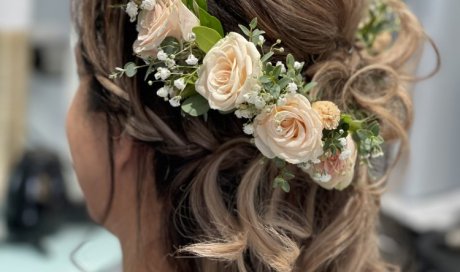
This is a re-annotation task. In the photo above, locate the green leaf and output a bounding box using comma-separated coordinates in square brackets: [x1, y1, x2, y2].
[261, 52, 274, 63]
[197, 6, 224, 37]
[249, 18, 258, 30]
[180, 84, 197, 99]
[286, 54, 295, 69]
[280, 180, 291, 193]
[193, 26, 223, 53]
[302, 81, 317, 94]
[160, 37, 181, 55]
[194, 0, 208, 11]
[260, 75, 271, 84]
[124, 62, 137, 77]
[282, 171, 295, 181]
[369, 122, 380, 136]
[181, 94, 211, 117]
[278, 78, 291, 90]
[271, 84, 281, 97]
[272, 65, 282, 78]
[238, 24, 251, 36]
[274, 158, 286, 168]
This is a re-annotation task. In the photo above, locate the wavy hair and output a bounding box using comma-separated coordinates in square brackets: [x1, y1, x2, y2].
[72, 0, 438, 271]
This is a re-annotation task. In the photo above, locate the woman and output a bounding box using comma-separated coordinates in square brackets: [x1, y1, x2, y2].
[67, 0, 436, 271]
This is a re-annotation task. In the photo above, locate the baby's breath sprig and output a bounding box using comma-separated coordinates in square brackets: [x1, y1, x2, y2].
[341, 114, 385, 165]
[357, 0, 400, 53]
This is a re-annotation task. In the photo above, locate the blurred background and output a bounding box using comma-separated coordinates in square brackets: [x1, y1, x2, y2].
[0, 0, 458, 271]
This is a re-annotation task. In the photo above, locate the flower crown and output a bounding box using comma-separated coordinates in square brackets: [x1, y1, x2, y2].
[110, 0, 397, 192]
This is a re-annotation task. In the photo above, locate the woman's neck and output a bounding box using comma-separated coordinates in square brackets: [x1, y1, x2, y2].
[104, 163, 175, 272]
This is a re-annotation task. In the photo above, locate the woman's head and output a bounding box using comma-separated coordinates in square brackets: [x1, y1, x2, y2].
[68, 0, 434, 271]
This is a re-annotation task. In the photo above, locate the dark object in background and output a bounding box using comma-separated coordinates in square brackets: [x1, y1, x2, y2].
[417, 230, 460, 272]
[5, 149, 88, 254]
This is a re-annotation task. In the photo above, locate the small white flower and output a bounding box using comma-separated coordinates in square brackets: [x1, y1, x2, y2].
[276, 61, 287, 73]
[185, 54, 199, 65]
[174, 78, 186, 90]
[235, 109, 254, 119]
[243, 123, 254, 135]
[243, 91, 258, 104]
[294, 61, 303, 70]
[312, 158, 321, 164]
[126, 1, 139, 22]
[140, 0, 156, 10]
[165, 58, 176, 68]
[318, 173, 332, 183]
[258, 35, 265, 45]
[277, 96, 287, 106]
[186, 32, 196, 42]
[339, 149, 352, 161]
[279, 47, 285, 53]
[338, 137, 347, 147]
[297, 162, 311, 171]
[254, 97, 266, 110]
[339, 129, 345, 134]
[157, 50, 168, 61]
[156, 87, 169, 98]
[156, 67, 171, 80]
[287, 82, 298, 93]
[169, 96, 182, 107]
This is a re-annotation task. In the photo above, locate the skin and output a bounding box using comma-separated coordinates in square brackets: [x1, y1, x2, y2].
[66, 74, 175, 272]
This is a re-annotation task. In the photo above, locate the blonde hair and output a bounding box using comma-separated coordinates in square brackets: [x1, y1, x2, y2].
[72, 0, 438, 271]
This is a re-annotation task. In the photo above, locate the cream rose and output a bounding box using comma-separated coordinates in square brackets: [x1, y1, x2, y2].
[253, 93, 324, 164]
[306, 135, 358, 190]
[195, 32, 262, 111]
[133, 0, 199, 59]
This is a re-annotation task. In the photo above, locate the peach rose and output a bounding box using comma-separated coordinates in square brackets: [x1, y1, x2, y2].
[253, 93, 324, 164]
[195, 32, 262, 111]
[306, 135, 357, 190]
[133, 0, 199, 59]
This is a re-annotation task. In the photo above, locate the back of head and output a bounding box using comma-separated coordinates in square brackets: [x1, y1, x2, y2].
[72, 0, 435, 271]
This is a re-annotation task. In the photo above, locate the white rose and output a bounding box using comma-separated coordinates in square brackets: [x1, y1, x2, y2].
[133, 0, 199, 59]
[253, 93, 324, 164]
[195, 32, 263, 111]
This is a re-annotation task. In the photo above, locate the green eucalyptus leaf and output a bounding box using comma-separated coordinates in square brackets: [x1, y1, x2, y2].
[181, 94, 211, 117]
[124, 62, 137, 78]
[193, 26, 223, 53]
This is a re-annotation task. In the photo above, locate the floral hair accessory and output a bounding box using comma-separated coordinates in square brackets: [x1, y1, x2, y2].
[111, 0, 393, 192]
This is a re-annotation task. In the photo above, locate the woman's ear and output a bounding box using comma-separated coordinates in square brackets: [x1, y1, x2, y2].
[114, 131, 137, 172]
